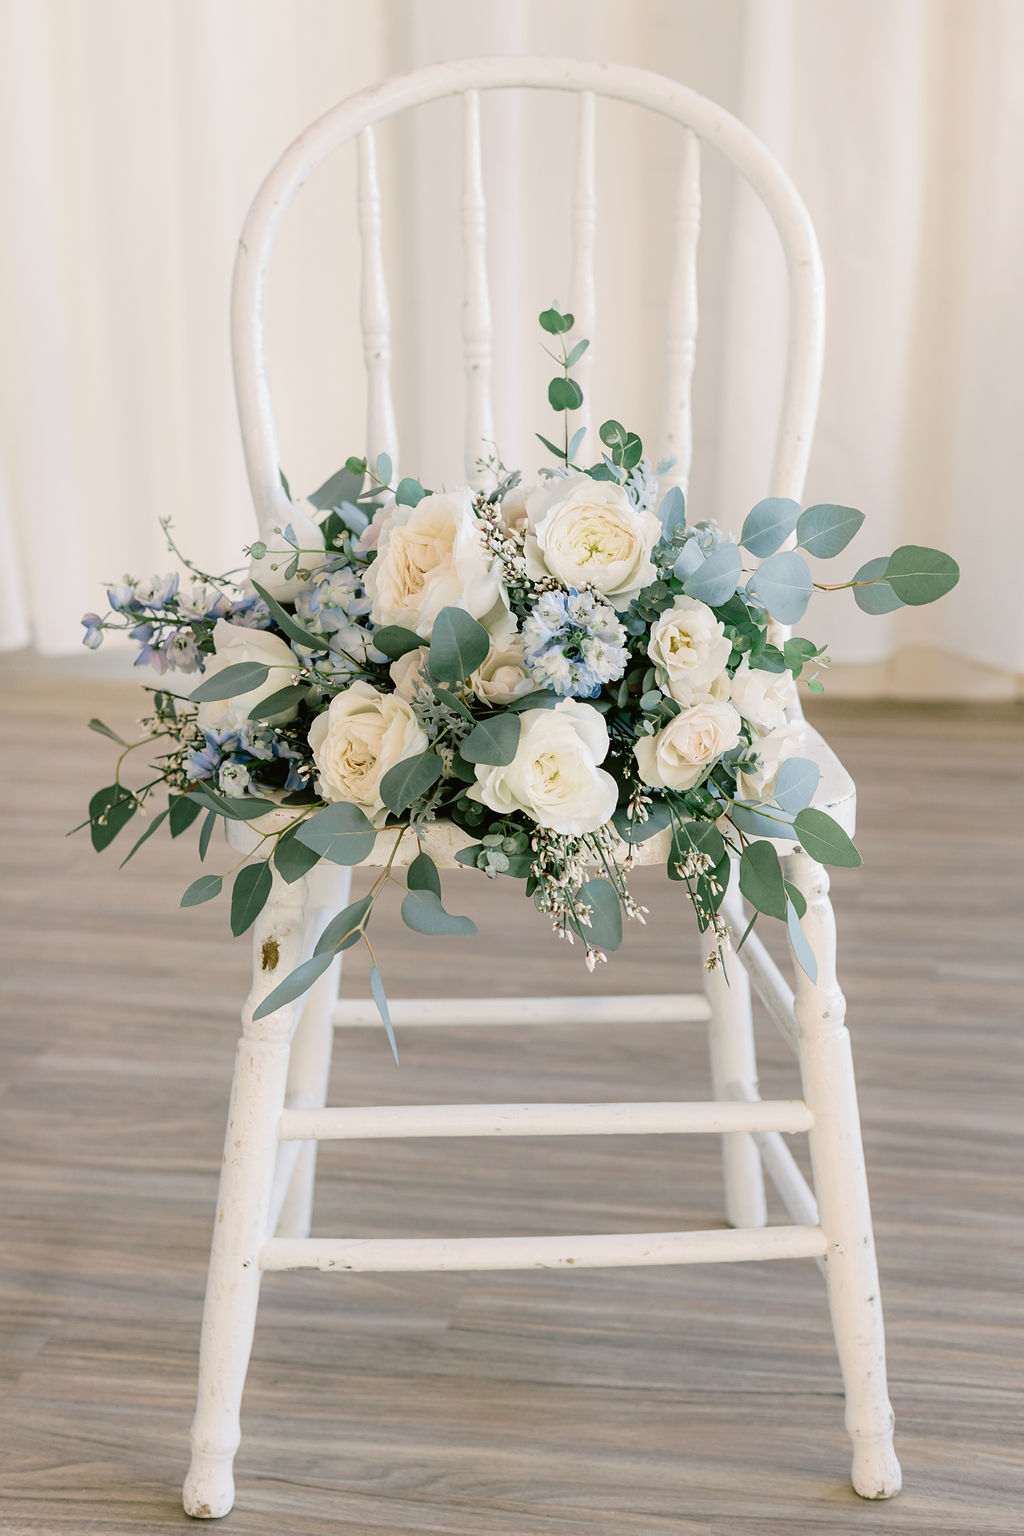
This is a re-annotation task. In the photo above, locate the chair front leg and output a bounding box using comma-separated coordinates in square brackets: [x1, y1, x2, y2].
[701, 922, 767, 1229]
[785, 848, 901, 1499]
[183, 874, 309, 1520]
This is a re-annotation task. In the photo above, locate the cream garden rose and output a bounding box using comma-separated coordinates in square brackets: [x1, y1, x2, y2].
[728, 656, 796, 731]
[469, 698, 618, 836]
[247, 506, 328, 602]
[523, 474, 661, 609]
[196, 619, 300, 734]
[307, 680, 428, 827]
[648, 597, 732, 703]
[388, 646, 429, 702]
[634, 696, 742, 792]
[364, 488, 513, 641]
[468, 636, 535, 706]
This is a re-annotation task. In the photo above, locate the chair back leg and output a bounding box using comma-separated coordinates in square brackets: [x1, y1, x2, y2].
[785, 849, 902, 1499]
[702, 921, 767, 1229]
[183, 876, 309, 1519]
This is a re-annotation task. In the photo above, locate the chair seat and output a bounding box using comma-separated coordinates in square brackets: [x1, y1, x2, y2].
[226, 723, 854, 881]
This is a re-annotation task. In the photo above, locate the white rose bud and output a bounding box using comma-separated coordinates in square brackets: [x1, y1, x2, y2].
[248, 506, 328, 602]
[523, 474, 662, 609]
[469, 636, 535, 706]
[307, 680, 429, 827]
[365, 488, 513, 642]
[728, 656, 796, 732]
[388, 646, 430, 702]
[634, 697, 742, 792]
[196, 619, 300, 734]
[648, 597, 732, 704]
[736, 720, 806, 804]
[469, 698, 618, 836]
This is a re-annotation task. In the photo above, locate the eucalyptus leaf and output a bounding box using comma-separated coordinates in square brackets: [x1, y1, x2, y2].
[308, 464, 364, 511]
[313, 893, 375, 955]
[739, 840, 788, 919]
[230, 860, 273, 936]
[296, 802, 378, 864]
[659, 486, 687, 539]
[380, 750, 443, 816]
[198, 807, 217, 861]
[191, 785, 278, 821]
[539, 306, 573, 334]
[884, 545, 960, 605]
[728, 803, 796, 839]
[568, 424, 587, 461]
[612, 802, 673, 845]
[168, 792, 203, 837]
[792, 808, 862, 868]
[773, 757, 821, 815]
[565, 338, 590, 367]
[795, 503, 864, 558]
[682, 541, 742, 606]
[190, 661, 270, 704]
[673, 540, 705, 581]
[428, 607, 490, 683]
[251, 581, 330, 649]
[505, 690, 560, 713]
[119, 807, 169, 867]
[851, 557, 904, 615]
[740, 497, 800, 558]
[461, 714, 521, 767]
[247, 684, 310, 722]
[786, 899, 818, 981]
[88, 784, 137, 851]
[181, 873, 223, 907]
[400, 887, 477, 937]
[251, 950, 335, 1023]
[573, 879, 623, 953]
[369, 963, 400, 1065]
[87, 718, 128, 746]
[548, 377, 584, 412]
[750, 550, 814, 624]
[783, 880, 807, 918]
[407, 850, 441, 896]
[273, 824, 322, 883]
[375, 452, 393, 487]
[395, 476, 426, 508]
[372, 625, 424, 660]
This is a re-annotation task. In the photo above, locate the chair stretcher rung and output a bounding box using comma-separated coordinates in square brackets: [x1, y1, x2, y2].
[277, 1099, 813, 1142]
[332, 993, 710, 1028]
[260, 1224, 828, 1273]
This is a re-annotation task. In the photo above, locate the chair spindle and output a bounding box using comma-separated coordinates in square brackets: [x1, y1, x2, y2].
[461, 90, 495, 486]
[661, 128, 701, 496]
[568, 90, 597, 462]
[357, 127, 398, 477]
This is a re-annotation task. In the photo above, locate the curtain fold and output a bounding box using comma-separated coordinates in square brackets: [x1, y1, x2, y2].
[0, 0, 1019, 695]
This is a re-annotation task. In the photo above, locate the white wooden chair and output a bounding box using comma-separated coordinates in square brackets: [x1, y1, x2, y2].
[182, 58, 901, 1518]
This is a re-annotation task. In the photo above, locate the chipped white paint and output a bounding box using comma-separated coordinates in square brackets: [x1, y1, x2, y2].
[188, 60, 898, 1521]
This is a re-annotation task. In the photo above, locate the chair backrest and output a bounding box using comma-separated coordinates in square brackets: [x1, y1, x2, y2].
[232, 57, 825, 538]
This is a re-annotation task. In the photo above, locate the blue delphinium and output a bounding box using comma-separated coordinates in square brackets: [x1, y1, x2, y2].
[522, 588, 629, 698]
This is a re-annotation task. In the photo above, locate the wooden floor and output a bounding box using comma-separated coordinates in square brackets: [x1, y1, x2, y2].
[1, 661, 1021, 1534]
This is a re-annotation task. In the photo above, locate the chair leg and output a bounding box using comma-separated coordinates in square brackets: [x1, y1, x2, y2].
[276, 869, 352, 1240]
[183, 875, 309, 1519]
[785, 849, 901, 1500]
[701, 925, 767, 1229]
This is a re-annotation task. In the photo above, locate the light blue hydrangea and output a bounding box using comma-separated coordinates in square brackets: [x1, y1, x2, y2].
[522, 588, 630, 699]
[294, 564, 364, 632]
[80, 613, 104, 649]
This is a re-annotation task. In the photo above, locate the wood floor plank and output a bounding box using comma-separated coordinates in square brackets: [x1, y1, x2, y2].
[0, 661, 1021, 1532]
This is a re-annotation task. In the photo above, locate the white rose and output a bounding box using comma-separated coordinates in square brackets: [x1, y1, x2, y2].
[388, 646, 430, 702]
[634, 697, 742, 792]
[469, 636, 535, 706]
[523, 474, 662, 609]
[648, 597, 732, 703]
[736, 720, 806, 804]
[728, 657, 796, 732]
[196, 619, 300, 734]
[248, 506, 328, 602]
[468, 698, 618, 835]
[497, 484, 531, 535]
[307, 680, 429, 827]
[364, 488, 513, 641]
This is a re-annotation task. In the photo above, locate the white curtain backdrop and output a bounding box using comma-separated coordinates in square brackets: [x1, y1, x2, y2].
[1, 0, 1020, 695]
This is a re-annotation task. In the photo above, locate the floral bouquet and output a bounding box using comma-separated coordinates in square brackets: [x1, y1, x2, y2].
[80, 305, 958, 1054]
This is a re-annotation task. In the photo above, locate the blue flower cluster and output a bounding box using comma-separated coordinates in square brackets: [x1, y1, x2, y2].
[187, 721, 304, 795]
[521, 588, 629, 698]
[81, 574, 271, 674]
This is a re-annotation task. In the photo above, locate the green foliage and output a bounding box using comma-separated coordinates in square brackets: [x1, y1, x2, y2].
[792, 808, 862, 867]
[380, 750, 443, 816]
[88, 718, 128, 746]
[682, 542, 742, 606]
[739, 840, 787, 918]
[783, 880, 807, 918]
[565, 338, 590, 367]
[407, 850, 441, 896]
[250, 581, 329, 649]
[850, 556, 903, 614]
[369, 963, 400, 1065]
[461, 713, 521, 766]
[612, 802, 673, 845]
[783, 636, 822, 676]
[400, 886, 478, 938]
[428, 606, 490, 683]
[372, 625, 423, 660]
[273, 823, 322, 883]
[506, 690, 560, 712]
[395, 476, 426, 507]
[773, 757, 820, 815]
[599, 419, 643, 471]
[375, 452, 393, 487]
[192, 784, 278, 821]
[89, 784, 137, 851]
[884, 545, 960, 605]
[539, 305, 574, 334]
[168, 792, 203, 837]
[728, 802, 795, 839]
[198, 808, 217, 861]
[740, 498, 800, 557]
[571, 879, 623, 952]
[786, 899, 818, 981]
[313, 894, 374, 954]
[181, 873, 222, 907]
[308, 463, 365, 511]
[658, 486, 687, 539]
[190, 662, 270, 703]
[231, 860, 273, 936]
[795, 503, 864, 558]
[750, 550, 814, 624]
[248, 684, 310, 722]
[548, 376, 584, 412]
[119, 807, 169, 867]
[252, 950, 335, 1023]
[296, 802, 378, 864]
